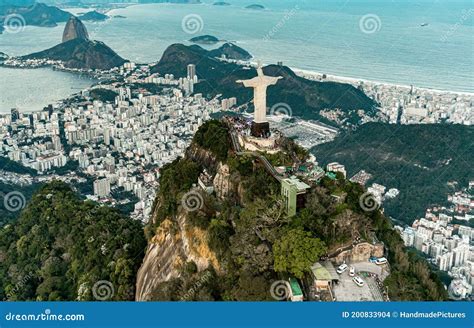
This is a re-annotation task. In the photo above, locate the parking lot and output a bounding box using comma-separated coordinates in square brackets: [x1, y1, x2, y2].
[332, 265, 385, 301]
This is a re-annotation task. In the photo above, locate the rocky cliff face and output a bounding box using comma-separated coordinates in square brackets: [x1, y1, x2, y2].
[62, 16, 89, 43]
[135, 145, 228, 301]
[136, 208, 221, 301]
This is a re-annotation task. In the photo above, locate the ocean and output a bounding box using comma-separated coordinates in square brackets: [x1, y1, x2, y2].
[0, 0, 473, 112]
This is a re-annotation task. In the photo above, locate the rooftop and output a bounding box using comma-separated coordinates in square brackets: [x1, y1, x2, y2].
[283, 177, 311, 192]
[311, 262, 332, 281]
[289, 278, 303, 296]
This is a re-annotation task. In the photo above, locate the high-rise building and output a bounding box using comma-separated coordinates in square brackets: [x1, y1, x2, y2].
[93, 178, 111, 197]
[187, 64, 196, 80]
[402, 227, 415, 247]
[437, 252, 453, 271]
[414, 232, 428, 251]
[11, 108, 20, 122]
[453, 244, 469, 267]
[104, 128, 111, 145]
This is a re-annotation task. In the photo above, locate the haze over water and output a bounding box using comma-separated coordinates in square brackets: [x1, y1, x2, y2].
[1, 0, 473, 112]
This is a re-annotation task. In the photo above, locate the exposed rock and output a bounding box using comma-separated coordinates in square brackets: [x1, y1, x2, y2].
[135, 219, 185, 301]
[62, 16, 89, 43]
[136, 209, 220, 301]
[213, 163, 231, 199]
[185, 144, 218, 174]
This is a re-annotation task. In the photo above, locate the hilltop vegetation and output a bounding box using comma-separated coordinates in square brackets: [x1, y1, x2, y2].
[0, 181, 146, 301]
[143, 120, 447, 301]
[312, 123, 474, 224]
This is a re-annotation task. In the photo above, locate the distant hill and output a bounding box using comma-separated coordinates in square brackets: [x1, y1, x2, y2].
[209, 42, 252, 61]
[189, 35, 220, 45]
[0, 0, 35, 7]
[246, 4, 264, 10]
[21, 15, 126, 70]
[312, 123, 474, 225]
[0, 3, 71, 27]
[78, 10, 108, 21]
[22, 38, 126, 70]
[151, 44, 377, 126]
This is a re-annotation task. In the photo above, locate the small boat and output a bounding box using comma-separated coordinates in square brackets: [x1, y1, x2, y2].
[421, 23, 429, 27]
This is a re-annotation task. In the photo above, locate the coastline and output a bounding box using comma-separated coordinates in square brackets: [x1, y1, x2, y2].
[292, 68, 474, 97]
[2, 57, 473, 115]
[246, 59, 474, 97]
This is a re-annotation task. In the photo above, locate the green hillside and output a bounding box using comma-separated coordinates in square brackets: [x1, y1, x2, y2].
[151, 44, 378, 127]
[144, 120, 447, 301]
[312, 123, 474, 224]
[0, 181, 146, 301]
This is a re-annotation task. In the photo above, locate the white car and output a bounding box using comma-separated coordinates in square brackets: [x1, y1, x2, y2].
[352, 276, 364, 287]
[336, 263, 348, 274]
[349, 266, 355, 277]
[375, 257, 388, 265]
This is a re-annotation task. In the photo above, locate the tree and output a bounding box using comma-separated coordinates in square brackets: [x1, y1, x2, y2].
[273, 227, 327, 279]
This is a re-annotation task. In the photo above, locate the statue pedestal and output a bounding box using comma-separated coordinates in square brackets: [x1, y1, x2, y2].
[251, 121, 270, 138]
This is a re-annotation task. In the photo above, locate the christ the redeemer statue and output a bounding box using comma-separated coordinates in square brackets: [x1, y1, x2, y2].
[237, 62, 282, 138]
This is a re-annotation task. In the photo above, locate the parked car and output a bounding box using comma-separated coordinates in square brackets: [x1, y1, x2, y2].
[349, 266, 355, 277]
[352, 276, 364, 287]
[369, 256, 378, 263]
[336, 263, 348, 274]
[375, 257, 388, 265]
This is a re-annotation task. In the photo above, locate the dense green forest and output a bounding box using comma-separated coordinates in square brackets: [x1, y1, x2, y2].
[89, 88, 118, 103]
[312, 123, 474, 224]
[146, 120, 447, 301]
[0, 181, 146, 301]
